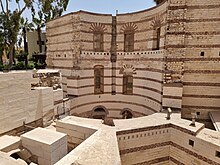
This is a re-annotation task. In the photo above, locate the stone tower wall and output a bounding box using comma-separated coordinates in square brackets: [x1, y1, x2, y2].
[46, 13, 82, 96]
[46, 0, 220, 122]
[79, 12, 112, 52]
[181, 0, 220, 123]
[117, 124, 220, 165]
[116, 1, 168, 51]
[69, 50, 164, 118]
[162, 0, 220, 125]
[46, 5, 168, 118]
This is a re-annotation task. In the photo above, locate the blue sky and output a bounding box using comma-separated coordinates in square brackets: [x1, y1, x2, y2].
[63, 0, 156, 15]
[4, 0, 156, 19]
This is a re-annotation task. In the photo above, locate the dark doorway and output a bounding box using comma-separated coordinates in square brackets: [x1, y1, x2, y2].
[93, 107, 106, 119]
[122, 110, 133, 119]
[10, 153, 21, 160]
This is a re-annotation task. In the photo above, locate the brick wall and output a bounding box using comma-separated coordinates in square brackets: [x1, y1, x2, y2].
[46, 0, 220, 122]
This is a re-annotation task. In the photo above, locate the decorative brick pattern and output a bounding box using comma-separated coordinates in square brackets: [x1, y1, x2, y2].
[151, 15, 164, 29]
[120, 22, 138, 32]
[169, 157, 185, 165]
[184, 70, 220, 74]
[169, 5, 220, 10]
[46, 0, 220, 131]
[163, 95, 182, 100]
[120, 141, 220, 165]
[120, 142, 170, 155]
[182, 105, 220, 110]
[90, 23, 107, 33]
[183, 94, 220, 98]
[183, 82, 220, 86]
[132, 156, 184, 165]
[116, 123, 197, 136]
[117, 11, 167, 24]
[133, 156, 169, 165]
[70, 100, 158, 113]
[170, 142, 220, 165]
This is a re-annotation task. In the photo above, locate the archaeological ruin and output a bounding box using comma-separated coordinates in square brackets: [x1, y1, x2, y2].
[0, 0, 220, 164]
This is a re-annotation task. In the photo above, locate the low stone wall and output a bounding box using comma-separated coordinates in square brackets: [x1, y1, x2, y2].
[0, 71, 64, 135]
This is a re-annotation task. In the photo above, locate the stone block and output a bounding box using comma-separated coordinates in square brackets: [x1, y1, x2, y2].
[21, 128, 67, 165]
[0, 135, 20, 152]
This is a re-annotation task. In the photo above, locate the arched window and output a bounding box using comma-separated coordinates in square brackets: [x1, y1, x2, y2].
[94, 32, 104, 52]
[153, 27, 161, 50]
[124, 30, 134, 52]
[123, 74, 133, 95]
[94, 65, 104, 94]
[121, 23, 137, 52]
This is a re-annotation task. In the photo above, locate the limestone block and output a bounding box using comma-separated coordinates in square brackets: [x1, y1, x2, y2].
[0, 135, 20, 152]
[163, 86, 183, 96]
[53, 89, 63, 102]
[21, 128, 67, 165]
[0, 151, 27, 165]
[163, 98, 182, 108]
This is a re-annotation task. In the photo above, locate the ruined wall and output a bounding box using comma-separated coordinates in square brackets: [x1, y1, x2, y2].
[116, 118, 220, 165]
[118, 126, 170, 165]
[0, 71, 63, 135]
[53, 114, 220, 165]
[46, 13, 81, 96]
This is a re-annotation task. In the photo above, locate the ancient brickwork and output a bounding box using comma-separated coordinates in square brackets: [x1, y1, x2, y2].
[181, 0, 220, 121]
[117, 122, 220, 165]
[46, 0, 220, 123]
[165, 0, 186, 84]
[68, 50, 164, 118]
[46, 13, 82, 96]
[116, 2, 168, 52]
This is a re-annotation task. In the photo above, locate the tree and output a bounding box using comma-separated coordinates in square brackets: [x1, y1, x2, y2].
[18, 18, 34, 66]
[154, 0, 164, 5]
[0, 25, 5, 64]
[0, 0, 69, 68]
[31, 0, 69, 54]
[0, 0, 32, 67]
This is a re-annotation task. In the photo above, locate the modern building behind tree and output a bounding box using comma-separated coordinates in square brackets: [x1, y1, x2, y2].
[27, 30, 46, 58]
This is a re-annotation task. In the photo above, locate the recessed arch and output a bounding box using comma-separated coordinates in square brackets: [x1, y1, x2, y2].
[121, 22, 138, 52]
[90, 23, 107, 33]
[119, 64, 136, 75]
[121, 22, 138, 32]
[90, 23, 106, 52]
[94, 65, 104, 94]
[121, 65, 134, 95]
[121, 108, 134, 119]
[92, 105, 109, 119]
[151, 15, 163, 29]
[151, 15, 163, 50]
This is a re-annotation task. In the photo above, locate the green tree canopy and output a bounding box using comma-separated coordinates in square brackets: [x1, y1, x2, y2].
[0, 0, 33, 66]
[31, 0, 69, 53]
[154, 0, 165, 5]
[0, 0, 69, 67]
